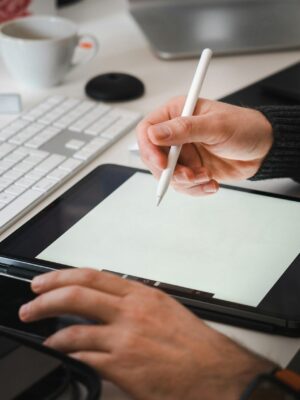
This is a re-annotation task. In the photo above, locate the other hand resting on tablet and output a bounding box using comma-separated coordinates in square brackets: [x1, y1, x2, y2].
[19, 268, 274, 400]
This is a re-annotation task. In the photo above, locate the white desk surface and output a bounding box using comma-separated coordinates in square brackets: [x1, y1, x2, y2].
[1, 0, 300, 398]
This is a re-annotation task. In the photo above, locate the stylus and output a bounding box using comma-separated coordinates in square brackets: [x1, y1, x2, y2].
[156, 48, 213, 206]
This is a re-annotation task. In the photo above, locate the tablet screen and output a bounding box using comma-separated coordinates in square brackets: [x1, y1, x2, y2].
[36, 172, 300, 308]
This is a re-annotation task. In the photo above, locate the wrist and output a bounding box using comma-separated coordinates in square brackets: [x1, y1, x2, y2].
[191, 333, 276, 400]
[240, 369, 300, 400]
[217, 339, 277, 400]
[252, 109, 273, 170]
[232, 353, 277, 400]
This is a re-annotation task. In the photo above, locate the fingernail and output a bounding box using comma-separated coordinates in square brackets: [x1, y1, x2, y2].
[174, 171, 189, 183]
[152, 124, 171, 140]
[203, 181, 218, 193]
[19, 303, 31, 321]
[43, 338, 51, 347]
[193, 173, 210, 184]
[32, 275, 44, 291]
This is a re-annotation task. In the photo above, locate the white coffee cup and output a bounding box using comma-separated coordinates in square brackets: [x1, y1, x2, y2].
[0, 15, 99, 88]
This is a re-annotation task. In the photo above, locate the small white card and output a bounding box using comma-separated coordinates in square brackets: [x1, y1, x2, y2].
[0, 94, 22, 114]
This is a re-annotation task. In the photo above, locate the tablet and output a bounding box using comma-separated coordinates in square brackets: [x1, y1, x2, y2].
[0, 164, 300, 337]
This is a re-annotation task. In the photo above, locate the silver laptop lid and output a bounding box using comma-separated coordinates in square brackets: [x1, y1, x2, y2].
[128, 0, 300, 59]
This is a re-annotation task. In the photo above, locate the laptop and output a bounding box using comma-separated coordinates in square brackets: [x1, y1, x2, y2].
[128, 0, 300, 59]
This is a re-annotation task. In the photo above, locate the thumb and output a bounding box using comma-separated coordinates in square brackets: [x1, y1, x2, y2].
[147, 116, 221, 146]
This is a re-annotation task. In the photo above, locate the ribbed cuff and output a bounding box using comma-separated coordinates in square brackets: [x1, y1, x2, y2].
[250, 106, 300, 182]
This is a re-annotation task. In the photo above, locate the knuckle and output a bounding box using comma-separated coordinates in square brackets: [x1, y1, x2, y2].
[136, 121, 146, 137]
[47, 269, 61, 285]
[149, 287, 167, 303]
[210, 113, 228, 142]
[63, 325, 85, 343]
[79, 268, 99, 285]
[169, 95, 185, 107]
[175, 117, 193, 138]
[117, 331, 140, 355]
[64, 285, 83, 303]
[167, 96, 186, 117]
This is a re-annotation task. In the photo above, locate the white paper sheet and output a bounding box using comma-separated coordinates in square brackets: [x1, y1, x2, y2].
[38, 173, 300, 307]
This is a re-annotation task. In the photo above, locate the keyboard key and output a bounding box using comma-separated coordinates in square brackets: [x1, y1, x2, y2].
[84, 113, 119, 135]
[53, 101, 94, 128]
[9, 136, 26, 146]
[33, 177, 57, 193]
[22, 98, 63, 121]
[65, 139, 85, 150]
[59, 158, 82, 172]
[0, 189, 43, 228]
[13, 161, 34, 174]
[25, 126, 61, 148]
[25, 137, 44, 149]
[5, 184, 25, 196]
[23, 154, 47, 166]
[28, 149, 49, 159]
[25, 170, 46, 181]
[0, 129, 16, 142]
[0, 120, 29, 141]
[5, 151, 26, 164]
[13, 147, 31, 157]
[0, 177, 12, 190]
[0, 143, 15, 158]
[15, 177, 36, 189]
[35, 154, 65, 173]
[47, 168, 70, 181]
[38, 99, 80, 125]
[3, 168, 24, 181]
[73, 138, 108, 160]
[0, 158, 17, 173]
[69, 105, 110, 132]
[101, 120, 130, 140]
[0, 192, 16, 204]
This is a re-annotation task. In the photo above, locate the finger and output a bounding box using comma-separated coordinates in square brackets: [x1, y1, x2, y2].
[31, 268, 136, 297]
[175, 143, 206, 180]
[172, 172, 211, 188]
[173, 179, 219, 196]
[44, 324, 113, 353]
[71, 351, 112, 379]
[137, 120, 167, 170]
[148, 115, 225, 147]
[136, 97, 189, 170]
[19, 286, 119, 323]
[172, 143, 211, 186]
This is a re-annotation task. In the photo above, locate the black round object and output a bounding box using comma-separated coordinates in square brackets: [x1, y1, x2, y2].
[85, 73, 145, 102]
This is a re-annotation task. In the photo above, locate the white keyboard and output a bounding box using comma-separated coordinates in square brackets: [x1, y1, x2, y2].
[0, 96, 141, 232]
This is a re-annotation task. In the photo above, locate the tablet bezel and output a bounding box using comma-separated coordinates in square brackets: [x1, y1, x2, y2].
[0, 164, 299, 337]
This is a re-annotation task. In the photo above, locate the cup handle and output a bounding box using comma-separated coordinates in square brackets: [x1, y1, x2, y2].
[71, 34, 99, 70]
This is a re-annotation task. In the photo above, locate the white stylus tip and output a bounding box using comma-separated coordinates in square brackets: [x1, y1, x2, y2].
[156, 196, 162, 207]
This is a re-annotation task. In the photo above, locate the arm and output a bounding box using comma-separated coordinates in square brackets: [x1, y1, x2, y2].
[251, 106, 300, 182]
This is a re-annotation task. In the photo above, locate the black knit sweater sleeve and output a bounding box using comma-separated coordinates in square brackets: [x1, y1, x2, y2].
[250, 106, 300, 182]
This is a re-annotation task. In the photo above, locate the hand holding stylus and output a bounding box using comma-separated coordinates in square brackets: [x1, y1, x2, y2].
[137, 98, 273, 198]
[156, 48, 213, 206]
